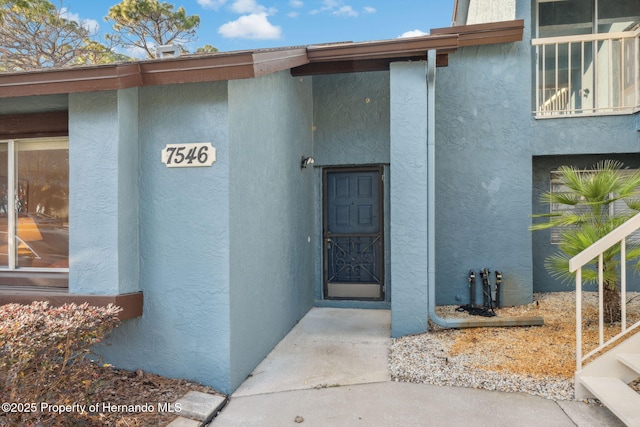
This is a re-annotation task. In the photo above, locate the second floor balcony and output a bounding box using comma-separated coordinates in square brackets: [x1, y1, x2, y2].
[533, 27, 640, 117]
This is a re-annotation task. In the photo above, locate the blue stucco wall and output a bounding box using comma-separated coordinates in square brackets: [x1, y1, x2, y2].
[88, 82, 234, 393]
[531, 115, 640, 156]
[312, 71, 392, 309]
[434, 0, 534, 306]
[434, 0, 640, 304]
[389, 62, 429, 336]
[68, 89, 139, 296]
[312, 72, 390, 166]
[435, 41, 533, 307]
[227, 71, 315, 391]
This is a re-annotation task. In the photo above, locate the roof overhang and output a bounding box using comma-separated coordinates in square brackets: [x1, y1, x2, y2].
[291, 33, 457, 76]
[292, 19, 524, 76]
[430, 19, 525, 47]
[0, 48, 309, 99]
[305, 34, 459, 62]
[0, 20, 524, 99]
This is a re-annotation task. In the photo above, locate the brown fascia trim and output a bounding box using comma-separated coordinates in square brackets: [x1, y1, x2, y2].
[0, 64, 142, 99]
[0, 289, 143, 321]
[0, 110, 68, 139]
[430, 19, 525, 47]
[306, 34, 459, 62]
[139, 47, 308, 86]
[0, 21, 523, 98]
[303, 20, 524, 63]
[294, 20, 522, 76]
[0, 48, 309, 99]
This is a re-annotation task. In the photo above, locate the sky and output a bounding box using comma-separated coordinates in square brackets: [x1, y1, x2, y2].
[61, 0, 456, 55]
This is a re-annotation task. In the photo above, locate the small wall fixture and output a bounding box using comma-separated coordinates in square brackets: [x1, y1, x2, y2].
[301, 156, 315, 169]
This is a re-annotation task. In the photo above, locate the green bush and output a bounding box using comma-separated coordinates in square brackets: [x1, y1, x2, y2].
[0, 301, 121, 425]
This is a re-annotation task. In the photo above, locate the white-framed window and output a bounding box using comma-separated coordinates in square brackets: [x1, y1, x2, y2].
[0, 137, 69, 270]
[533, 0, 640, 117]
[550, 168, 640, 244]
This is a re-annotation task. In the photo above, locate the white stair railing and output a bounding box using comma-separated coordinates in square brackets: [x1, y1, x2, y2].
[569, 212, 640, 372]
[539, 88, 569, 116]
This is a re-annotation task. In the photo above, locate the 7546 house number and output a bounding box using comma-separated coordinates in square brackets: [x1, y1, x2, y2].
[161, 143, 216, 168]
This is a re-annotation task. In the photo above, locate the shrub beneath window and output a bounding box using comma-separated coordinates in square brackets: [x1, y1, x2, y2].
[0, 301, 121, 425]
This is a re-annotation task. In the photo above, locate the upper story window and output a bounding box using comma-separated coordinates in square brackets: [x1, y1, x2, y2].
[533, 0, 640, 117]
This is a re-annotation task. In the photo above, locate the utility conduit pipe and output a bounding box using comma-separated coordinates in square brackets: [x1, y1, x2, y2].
[425, 49, 543, 329]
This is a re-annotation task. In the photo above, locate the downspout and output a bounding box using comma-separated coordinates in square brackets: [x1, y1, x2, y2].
[452, 0, 470, 26]
[425, 49, 543, 328]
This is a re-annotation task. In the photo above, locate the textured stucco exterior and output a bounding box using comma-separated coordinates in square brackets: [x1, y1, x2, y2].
[435, 42, 533, 306]
[69, 91, 126, 295]
[79, 82, 234, 392]
[434, 0, 640, 305]
[466, 0, 516, 25]
[3, 0, 640, 396]
[312, 72, 390, 166]
[91, 73, 318, 394]
[228, 71, 315, 391]
[389, 62, 430, 336]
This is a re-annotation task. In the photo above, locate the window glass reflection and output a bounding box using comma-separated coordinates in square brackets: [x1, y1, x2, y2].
[0, 138, 69, 270]
[15, 139, 69, 269]
[538, 0, 593, 38]
[0, 144, 8, 268]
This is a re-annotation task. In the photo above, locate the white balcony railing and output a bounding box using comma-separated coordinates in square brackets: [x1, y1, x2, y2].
[569, 212, 640, 372]
[533, 28, 640, 117]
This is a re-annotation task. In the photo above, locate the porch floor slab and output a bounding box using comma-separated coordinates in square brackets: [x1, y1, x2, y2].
[232, 307, 391, 397]
[213, 307, 624, 427]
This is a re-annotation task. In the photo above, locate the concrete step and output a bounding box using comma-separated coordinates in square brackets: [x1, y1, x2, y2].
[617, 353, 640, 376]
[580, 376, 640, 427]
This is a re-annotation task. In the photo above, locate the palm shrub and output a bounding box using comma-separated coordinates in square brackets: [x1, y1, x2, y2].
[530, 160, 640, 323]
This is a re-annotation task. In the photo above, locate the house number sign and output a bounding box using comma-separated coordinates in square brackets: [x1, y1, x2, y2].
[161, 142, 216, 168]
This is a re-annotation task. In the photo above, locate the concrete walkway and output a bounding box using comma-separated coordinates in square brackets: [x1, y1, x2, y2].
[212, 308, 625, 426]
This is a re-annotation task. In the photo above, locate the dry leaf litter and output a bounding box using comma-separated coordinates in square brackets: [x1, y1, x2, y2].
[389, 291, 640, 401]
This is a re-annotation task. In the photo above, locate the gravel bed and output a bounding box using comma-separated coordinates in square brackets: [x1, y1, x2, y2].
[388, 292, 640, 402]
[389, 329, 575, 401]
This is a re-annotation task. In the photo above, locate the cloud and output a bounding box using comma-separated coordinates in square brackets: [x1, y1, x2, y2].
[218, 13, 282, 39]
[290, 0, 303, 7]
[399, 29, 428, 38]
[231, 0, 263, 14]
[60, 8, 100, 33]
[287, 11, 299, 17]
[197, 0, 228, 9]
[310, 0, 338, 15]
[311, 1, 367, 17]
[322, 0, 339, 7]
[333, 6, 357, 17]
